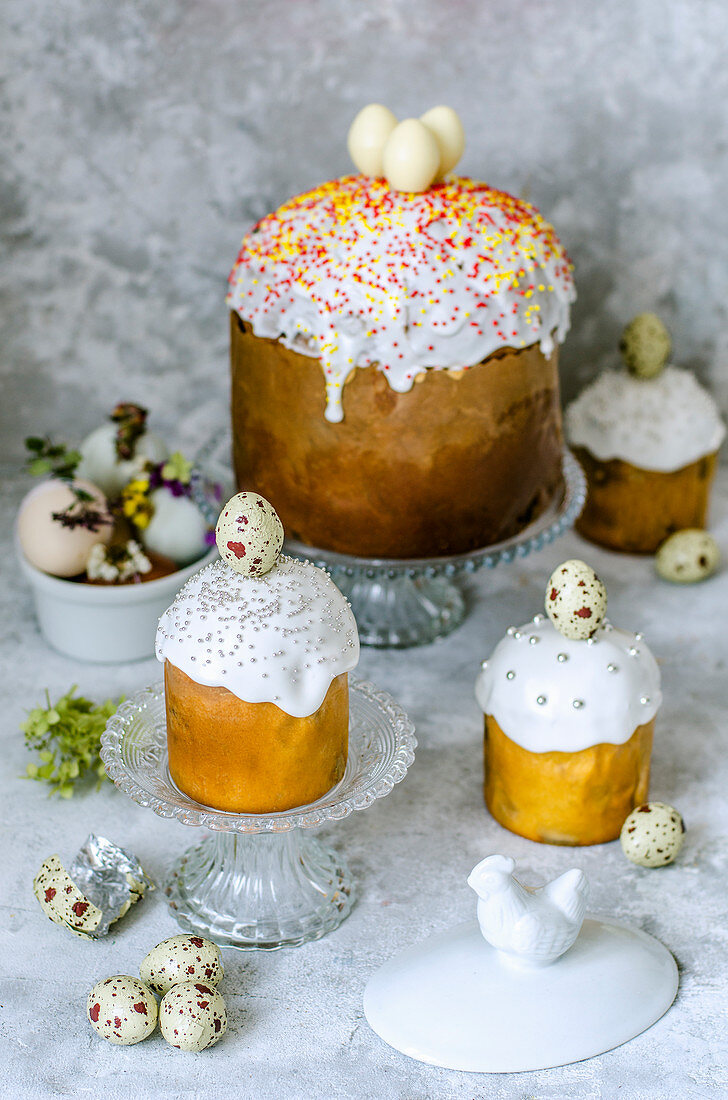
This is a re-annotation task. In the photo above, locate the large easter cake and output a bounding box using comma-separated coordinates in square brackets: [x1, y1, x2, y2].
[227, 106, 575, 559]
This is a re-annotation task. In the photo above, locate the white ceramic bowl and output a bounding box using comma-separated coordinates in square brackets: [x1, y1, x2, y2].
[17, 544, 218, 663]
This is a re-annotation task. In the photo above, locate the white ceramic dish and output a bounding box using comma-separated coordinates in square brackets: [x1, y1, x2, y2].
[17, 543, 218, 663]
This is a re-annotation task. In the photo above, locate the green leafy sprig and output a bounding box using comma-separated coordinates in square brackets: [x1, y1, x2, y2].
[22, 687, 121, 798]
[25, 436, 82, 480]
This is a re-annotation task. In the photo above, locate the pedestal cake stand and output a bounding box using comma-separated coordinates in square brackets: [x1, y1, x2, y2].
[101, 680, 415, 951]
[285, 449, 586, 649]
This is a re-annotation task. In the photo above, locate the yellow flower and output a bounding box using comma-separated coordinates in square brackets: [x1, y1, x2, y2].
[121, 477, 153, 529]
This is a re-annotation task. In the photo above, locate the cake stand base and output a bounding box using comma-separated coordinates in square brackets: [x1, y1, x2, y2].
[364, 917, 678, 1072]
[165, 831, 355, 951]
[335, 573, 465, 648]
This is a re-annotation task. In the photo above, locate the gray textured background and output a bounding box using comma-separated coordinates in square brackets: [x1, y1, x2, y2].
[3, 0, 728, 461]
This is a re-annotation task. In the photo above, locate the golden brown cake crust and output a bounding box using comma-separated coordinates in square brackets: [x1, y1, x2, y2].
[231, 314, 564, 558]
[164, 661, 348, 813]
[484, 714, 653, 846]
[573, 447, 718, 554]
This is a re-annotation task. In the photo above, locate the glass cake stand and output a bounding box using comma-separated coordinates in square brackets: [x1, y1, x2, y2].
[285, 449, 586, 648]
[101, 680, 416, 951]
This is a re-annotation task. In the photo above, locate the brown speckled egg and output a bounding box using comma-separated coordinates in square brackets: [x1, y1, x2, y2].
[655, 529, 720, 584]
[545, 559, 607, 640]
[159, 981, 227, 1051]
[620, 802, 685, 867]
[215, 492, 283, 577]
[87, 975, 158, 1045]
[17, 479, 113, 577]
[140, 934, 223, 996]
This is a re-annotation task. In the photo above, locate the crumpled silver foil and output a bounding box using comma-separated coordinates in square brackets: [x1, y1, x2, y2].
[67, 834, 155, 937]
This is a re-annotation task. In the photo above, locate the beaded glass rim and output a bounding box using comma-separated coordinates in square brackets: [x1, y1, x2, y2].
[101, 678, 416, 834]
[284, 448, 586, 579]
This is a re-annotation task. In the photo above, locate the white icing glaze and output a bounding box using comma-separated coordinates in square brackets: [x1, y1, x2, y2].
[156, 556, 359, 718]
[475, 618, 660, 753]
[566, 366, 726, 471]
[227, 176, 575, 422]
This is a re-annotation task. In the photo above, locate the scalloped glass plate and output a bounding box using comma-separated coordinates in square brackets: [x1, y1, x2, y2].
[101, 678, 417, 834]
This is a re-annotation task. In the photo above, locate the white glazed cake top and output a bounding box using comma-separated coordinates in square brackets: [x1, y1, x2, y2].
[156, 556, 359, 718]
[227, 176, 575, 422]
[475, 616, 661, 753]
[566, 366, 725, 471]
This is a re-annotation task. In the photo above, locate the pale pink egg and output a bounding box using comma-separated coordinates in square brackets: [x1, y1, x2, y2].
[17, 479, 114, 577]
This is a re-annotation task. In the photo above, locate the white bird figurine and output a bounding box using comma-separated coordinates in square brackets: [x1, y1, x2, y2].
[467, 855, 589, 967]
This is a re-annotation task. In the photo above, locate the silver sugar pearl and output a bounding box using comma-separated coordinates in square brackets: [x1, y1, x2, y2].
[572, 699, 585, 710]
[640, 696, 650, 705]
[481, 659, 489, 669]
[532, 613, 545, 624]
[557, 653, 569, 663]
[629, 647, 640, 657]
[607, 663, 619, 673]
[528, 636, 540, 645]
[506, 670, 516, 680]
[536, 694, 547, 706]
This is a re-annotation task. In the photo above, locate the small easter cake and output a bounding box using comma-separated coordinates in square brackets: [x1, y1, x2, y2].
[475, 560, 661, 845]
[156, 492, 360, 813]
[566, 314, 725, 553]
[227, 105, 575, 558]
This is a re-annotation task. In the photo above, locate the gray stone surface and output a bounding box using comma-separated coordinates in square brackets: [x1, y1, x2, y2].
[2, 468, 727, 1098]
[3, 0, 728, 461]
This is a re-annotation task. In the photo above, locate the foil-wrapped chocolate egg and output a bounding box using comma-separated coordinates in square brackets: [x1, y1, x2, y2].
[140, 934, 223, 997]
[382, 119, 441, 193]
[142, 489, 209, 566]
[33, 854, 103, 938]
[87, 975, 158, 1045]
[545, 559, 608, 640]
[620, 802, 685, 867]
[159, 981, 227, 1051]
[655, 529, 720, 584]
[17, 479, 113, 577]
[347, 103, 398, 177]
[420, 105, 465, 177]
[215, 492, 284, 577]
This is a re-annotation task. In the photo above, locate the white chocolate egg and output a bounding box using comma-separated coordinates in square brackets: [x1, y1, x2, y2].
[17, 479, 113, 577]
[620, 802, 685, 867]
[87, 975, 158, 1045]
[347, 103, 398, 177]
[77, 422, 168, 497]
[159, 981, 227, 1051]
[142, 488, 209, 566]
[382, 119, 441, 193]
[655, 529, 720, 584]
[215, 492, 284, 576]
[419, 105, 465, 177]
[545, 559, 608, 640]
[140, 934, 223, 997]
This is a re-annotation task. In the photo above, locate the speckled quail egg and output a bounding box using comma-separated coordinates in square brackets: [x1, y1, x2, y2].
[17, 479, 114, 577]
[545, 559, 608, 640]
[87, 975, 158, 1045]
[347, 103, 398, 177]
[382, 119, 441, 193]
[77, 422, 168, 497]
[215, 492, 284, 577]
[419, 106, 465, 177]
[655, 529, 720, 584]
[140, 934, 223, 996]
[33, 854, 103, 937]
[141, 488, 210, 566]
[159, 981, 227, 1051]
[620, 802, 685, 867]
[619, 313, 671, 379]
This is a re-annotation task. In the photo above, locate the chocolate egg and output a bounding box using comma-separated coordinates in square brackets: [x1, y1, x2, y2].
[620, 802, 685, 867]
[142, 488, 209, 566]
[619, 313, 671, 379]
[420, 106, 465, 177]
[17, 479, 113, 577]
[382, 119, 441, 193]
[33, 854, 103, 938]
[655, 529, 720, 584]
[159, 981, 227, 1051]
[87, 975, 158, 1045]
[215, 492, 284, 577]
[545, 559, 608, 640]
[140, 934, 223, 997]
[347, 103, 398, 177]
[77, 422, 168, 497]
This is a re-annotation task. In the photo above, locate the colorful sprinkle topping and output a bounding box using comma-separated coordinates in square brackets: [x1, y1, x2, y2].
[227, 175, 575, 421]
